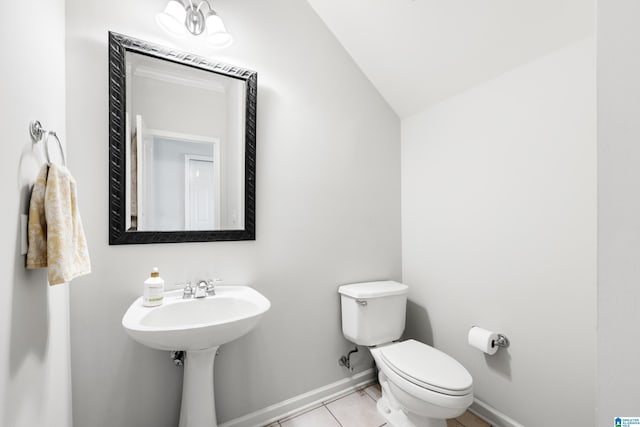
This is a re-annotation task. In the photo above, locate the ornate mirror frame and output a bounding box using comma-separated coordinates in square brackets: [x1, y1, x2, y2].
[108, 32, 256, 244]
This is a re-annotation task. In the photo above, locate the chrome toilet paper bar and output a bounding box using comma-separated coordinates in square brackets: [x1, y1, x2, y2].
[492, 334, 510, 349]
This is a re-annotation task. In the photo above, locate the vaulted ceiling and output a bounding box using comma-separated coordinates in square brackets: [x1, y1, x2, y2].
[307, 0, 595, 118]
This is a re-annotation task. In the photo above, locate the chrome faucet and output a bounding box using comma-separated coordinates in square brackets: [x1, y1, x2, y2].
[181, 278, 220, 299]
[195, 280, 208, 298]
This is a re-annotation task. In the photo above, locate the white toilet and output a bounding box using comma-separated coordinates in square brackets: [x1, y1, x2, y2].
[339, 281, 473, 427]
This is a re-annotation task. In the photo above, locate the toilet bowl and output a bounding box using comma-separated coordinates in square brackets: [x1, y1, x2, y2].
[371, 340, 473, 427]
[338, 281, 473, 427]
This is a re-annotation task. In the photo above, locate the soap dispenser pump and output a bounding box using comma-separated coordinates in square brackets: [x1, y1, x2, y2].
[143, 267, 164, 307]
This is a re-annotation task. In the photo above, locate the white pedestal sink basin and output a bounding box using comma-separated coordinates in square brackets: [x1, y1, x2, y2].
[122, 286, 270, 427]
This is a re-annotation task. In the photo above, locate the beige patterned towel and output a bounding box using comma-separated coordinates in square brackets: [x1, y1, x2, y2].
[26, 163, 91, 285]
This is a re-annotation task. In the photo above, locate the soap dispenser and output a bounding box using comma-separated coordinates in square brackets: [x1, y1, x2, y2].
[143, 267, 164, 307]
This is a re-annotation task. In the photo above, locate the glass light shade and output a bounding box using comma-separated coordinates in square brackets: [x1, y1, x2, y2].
[206, 14, 233, 48]
[156, 1, 188, 38]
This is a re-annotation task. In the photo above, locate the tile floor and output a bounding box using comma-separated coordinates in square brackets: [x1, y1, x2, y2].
[264, 384, 491, 427]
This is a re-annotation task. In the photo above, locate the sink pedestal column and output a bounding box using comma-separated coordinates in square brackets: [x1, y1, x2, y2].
[178, 346, 219, 427]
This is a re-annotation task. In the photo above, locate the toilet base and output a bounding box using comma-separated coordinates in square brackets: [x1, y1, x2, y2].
[376, 395, 446, 427]
[405, 410, 447, 427]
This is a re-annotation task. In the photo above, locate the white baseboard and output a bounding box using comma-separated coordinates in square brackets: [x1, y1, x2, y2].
[218, 368, 377, 427]
[470, 398, 524, 427]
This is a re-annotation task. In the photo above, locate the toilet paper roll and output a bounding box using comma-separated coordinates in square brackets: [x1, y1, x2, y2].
[468, 326, 499, 355]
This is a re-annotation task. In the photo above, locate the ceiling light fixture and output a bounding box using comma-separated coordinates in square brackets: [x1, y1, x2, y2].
[156, 0, 233, 48]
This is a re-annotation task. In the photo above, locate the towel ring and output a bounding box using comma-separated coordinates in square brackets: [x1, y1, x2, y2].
[29, 120, 67, 166]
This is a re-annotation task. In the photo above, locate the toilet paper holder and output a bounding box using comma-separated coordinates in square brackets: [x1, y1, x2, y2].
[468, 326, 510, 354]
[493, 334, 510, 349]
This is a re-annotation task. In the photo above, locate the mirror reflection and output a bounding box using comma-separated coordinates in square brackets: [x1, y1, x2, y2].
[126, 52, 246, 231]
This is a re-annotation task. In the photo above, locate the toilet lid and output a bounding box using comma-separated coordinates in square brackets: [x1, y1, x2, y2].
[379, 340, 472, 396]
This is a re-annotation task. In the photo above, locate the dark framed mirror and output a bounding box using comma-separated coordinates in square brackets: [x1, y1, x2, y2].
[108, 32, 256, 244]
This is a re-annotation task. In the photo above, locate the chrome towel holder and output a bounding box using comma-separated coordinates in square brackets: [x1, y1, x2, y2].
[29, 120, 66, 166]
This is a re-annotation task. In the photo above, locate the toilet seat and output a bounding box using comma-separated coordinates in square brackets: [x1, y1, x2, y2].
[378, 340, 473, 396]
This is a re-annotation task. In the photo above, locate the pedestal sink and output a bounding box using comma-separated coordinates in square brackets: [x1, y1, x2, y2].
[122, 286, 271, 427]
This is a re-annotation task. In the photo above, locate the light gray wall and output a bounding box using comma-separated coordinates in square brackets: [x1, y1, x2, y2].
[401, 38, 596, 426]
[0, 0, 72, 426]
[65, 0, 401, 426]
[597, 0, 640, 423]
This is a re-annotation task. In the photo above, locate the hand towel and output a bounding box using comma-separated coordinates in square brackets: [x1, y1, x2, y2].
[26, 163, 91, 285]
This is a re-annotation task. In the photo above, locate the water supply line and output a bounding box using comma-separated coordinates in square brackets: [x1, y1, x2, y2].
[338, 346, 359, 372]
[170, 350, 185, 367]
[170, 348, 220, 367]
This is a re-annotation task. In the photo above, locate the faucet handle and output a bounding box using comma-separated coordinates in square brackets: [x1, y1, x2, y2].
[182, 281, 194, 299]
[206, 279, 218, 296]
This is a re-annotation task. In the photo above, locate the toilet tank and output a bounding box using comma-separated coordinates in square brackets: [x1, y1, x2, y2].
[338, 281, 408, 346]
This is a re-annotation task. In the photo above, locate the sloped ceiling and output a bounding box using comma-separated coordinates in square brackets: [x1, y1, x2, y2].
[308, 0, 594, 118]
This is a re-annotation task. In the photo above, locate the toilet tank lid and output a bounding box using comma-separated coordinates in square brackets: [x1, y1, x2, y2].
[338, 281, 408, 299]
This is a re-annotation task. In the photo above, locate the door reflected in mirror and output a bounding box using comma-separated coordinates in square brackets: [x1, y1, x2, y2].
[109, 32, 256, 244]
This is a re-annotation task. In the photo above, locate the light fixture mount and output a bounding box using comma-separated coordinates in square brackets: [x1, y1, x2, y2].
[185, 3, 206, 35]
[156, 0, 233, 48]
